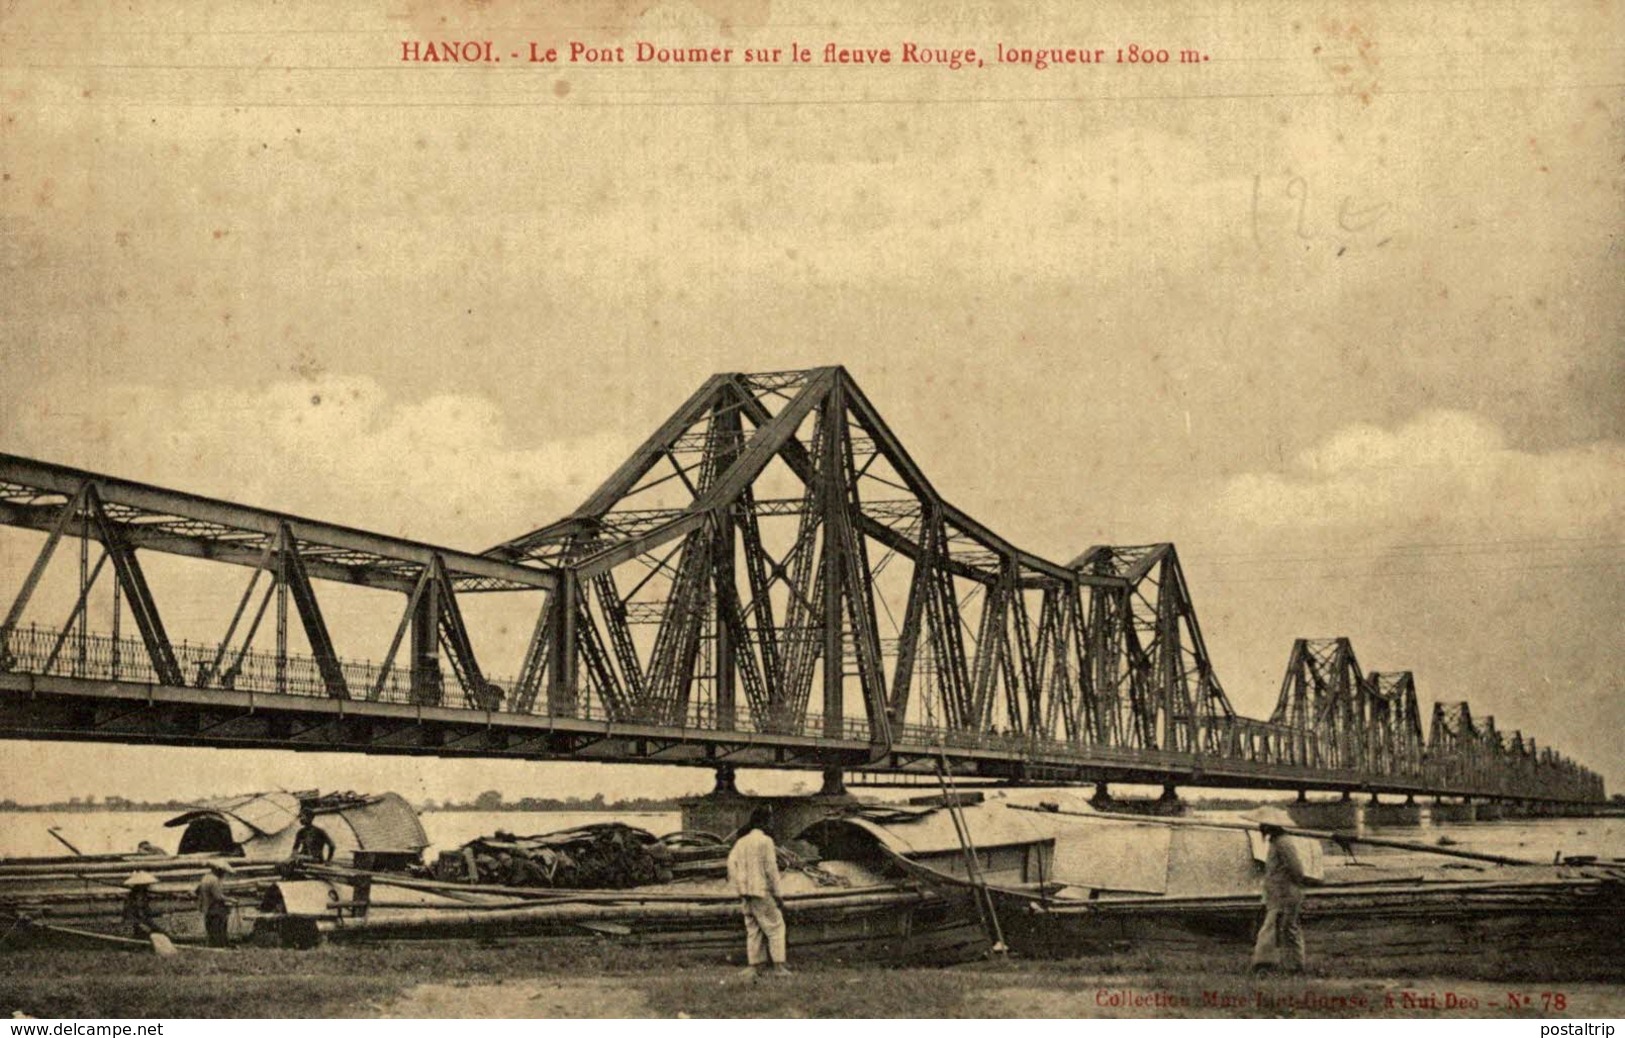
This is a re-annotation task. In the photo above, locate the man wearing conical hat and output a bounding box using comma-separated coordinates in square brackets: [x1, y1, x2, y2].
[120, 872, 165, 939]
[1245, 807, 1321, 974]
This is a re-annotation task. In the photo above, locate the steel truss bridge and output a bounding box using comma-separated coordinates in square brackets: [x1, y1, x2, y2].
[0, 368, 1605, 804]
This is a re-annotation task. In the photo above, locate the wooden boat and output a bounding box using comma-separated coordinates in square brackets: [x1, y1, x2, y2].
[259, 816, 996, 966]
[0, 791, 427, 947]
[986, 868, 1625, 979]
[897, 798, 1625, 981]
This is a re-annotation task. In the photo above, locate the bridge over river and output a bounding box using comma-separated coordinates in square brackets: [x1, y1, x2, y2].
[0, 368, 1605, 805]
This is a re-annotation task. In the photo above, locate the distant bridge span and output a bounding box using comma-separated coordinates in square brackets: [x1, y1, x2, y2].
[0, 368, 1605, 804]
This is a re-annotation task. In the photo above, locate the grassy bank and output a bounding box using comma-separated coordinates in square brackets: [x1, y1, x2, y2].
[3, 942, 1621, 1019]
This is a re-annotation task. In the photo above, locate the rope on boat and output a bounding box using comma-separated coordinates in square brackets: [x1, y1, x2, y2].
[934, 751, 1007, 954]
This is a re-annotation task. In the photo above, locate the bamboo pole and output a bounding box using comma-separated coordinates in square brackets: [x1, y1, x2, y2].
[0, 859, 276, 880]
[305, 864, 880, 906]
[1029, 875, 1606, 913]
[315, 889, 924, 934]
[935, 753, 1005, 953]
[1005, 803, 1546, 867]
[19, 922, 157, 948]
[12, 919, 227, 953]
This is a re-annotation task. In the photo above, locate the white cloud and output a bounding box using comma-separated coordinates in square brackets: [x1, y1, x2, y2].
[1, 376, 636, 551]
[1211, 410, 1623, 538]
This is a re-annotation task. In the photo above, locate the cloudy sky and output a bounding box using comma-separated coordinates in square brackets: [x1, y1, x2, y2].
[1, 0, 1620, 805]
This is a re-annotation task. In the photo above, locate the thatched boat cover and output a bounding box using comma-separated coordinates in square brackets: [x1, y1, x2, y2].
[163, 792, 427, 863]
[165, 792, 302, 847]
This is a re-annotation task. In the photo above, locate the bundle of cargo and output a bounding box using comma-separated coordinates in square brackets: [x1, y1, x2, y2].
[431, 823, 676, 890]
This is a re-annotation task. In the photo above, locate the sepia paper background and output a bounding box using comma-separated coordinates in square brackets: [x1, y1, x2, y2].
[1, 0, 1621, 807]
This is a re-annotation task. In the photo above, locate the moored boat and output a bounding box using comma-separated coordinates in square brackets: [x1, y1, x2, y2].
[907, 798, 1625, 981]
[262, 812, 998, 965]
[0, 790, 427, 946]
[988, 867, 1625, 979]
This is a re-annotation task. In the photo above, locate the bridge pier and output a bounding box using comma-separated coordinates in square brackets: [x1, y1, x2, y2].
[712, 764, 739, 795]
[1429, 800, 1478, 823]
[1365, 798, 1423, 827]
[820, 768, 847, 797]
[1153, 783, 1186, 816]
[1082, 782, 1185, 816]
[680, 768, 857, 841]
[1287, 799, 1359, 830]
[1100, 784, 1187, 817]
[1475, 800, 1506, 821]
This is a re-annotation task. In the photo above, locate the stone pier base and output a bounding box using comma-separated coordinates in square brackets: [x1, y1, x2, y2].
[1429, 802, 1478, 823]
[1364, 801, 1424, 827]
[1097, 796, 1187, 817]
[678, 792, 858, 842]
[1286, 800, 1360, 830]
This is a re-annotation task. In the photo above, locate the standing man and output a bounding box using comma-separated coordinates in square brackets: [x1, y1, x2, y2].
[292, 808, 335, 864]
[195, 859, 235, 948]
[1247, 807, 1321, 974]
[726, 804, 790, 978]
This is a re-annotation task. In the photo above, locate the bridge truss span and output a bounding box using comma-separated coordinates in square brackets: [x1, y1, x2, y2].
[0, 367, 1606, 804]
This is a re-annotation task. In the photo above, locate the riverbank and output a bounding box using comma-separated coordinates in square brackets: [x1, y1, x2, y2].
[4, 942, 1621, 1019]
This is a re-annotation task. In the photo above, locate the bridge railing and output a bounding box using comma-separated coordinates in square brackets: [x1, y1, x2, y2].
[0, 622, 434, 706]
[0, 623, 878, 743]
[0, 623, 1382, 773]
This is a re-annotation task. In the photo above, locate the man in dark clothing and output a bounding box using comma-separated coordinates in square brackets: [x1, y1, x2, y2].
[196, 859, 235, 948]
[121, 872, 165, 939]
[292, 809, 335, 863]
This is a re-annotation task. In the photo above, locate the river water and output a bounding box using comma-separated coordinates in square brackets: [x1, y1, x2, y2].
[2, 806, 1619, 867]
[1200, 809, 1623, 866]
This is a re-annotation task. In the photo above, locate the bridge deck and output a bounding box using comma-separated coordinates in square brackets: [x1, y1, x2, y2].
[0, 626, 1551, 802]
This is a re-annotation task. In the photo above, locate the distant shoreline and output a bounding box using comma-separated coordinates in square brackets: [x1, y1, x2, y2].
[0, 797, 687, 814]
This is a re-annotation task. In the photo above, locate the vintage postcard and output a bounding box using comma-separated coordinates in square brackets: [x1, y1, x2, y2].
[0, 0, 1621, 1023]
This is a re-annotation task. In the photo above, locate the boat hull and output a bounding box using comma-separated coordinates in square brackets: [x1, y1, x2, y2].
[309, 886, 989, 966]
[990, 878, 1625, 981]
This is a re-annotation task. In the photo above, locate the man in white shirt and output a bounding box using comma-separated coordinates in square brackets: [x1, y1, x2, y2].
[726, 804, 790, 977]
